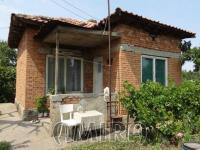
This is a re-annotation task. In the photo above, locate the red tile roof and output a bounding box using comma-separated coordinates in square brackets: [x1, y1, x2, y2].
[8, 8, 195, 48]
[13, 13, 97, 28]
[98, 8, 195, 39]
[8, 13, 97, 48]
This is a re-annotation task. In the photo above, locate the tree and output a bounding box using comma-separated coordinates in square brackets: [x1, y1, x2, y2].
[181, 41, 200, 72]
[180, 41, 192, 65]
[189, 47, 200, 72]
[0, 41, 16, 103]
[182, 71, 200, 81]
[0, 41, 16, 67]
[0, 67, 16, 103]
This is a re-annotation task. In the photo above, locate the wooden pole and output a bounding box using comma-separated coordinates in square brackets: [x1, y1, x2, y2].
[107, 0, 112, 132]
[55, 31, 59, 94]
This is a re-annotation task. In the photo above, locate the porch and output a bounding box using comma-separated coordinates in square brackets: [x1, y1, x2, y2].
[35, 24, 123, 130]
[35, 25, 120, 96]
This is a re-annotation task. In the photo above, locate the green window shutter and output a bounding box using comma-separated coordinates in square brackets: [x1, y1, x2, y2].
[142, 57, 153, 83]
[155, 59, 166, 85]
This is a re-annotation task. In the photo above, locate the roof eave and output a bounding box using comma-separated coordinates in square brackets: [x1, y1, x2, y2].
[98, 8, 196, 39]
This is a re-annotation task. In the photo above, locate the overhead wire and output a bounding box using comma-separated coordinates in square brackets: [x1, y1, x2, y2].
[49, 0, 88, 20]
[61, 0, 98, 20]
[49, 0, 107, 35]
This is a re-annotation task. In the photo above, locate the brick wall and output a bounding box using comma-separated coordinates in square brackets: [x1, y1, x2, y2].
[16, 30, 28, 108]
[16, 23, 182, 112]
[112, 24, 182, 91]
[118, 51, 141, 91]
[83, 50, 93, 93]
[168, 58, 182, 84]
[113, 24, 181, 52]
[25, 29, 46, 109]
[16, 29, 46, 110]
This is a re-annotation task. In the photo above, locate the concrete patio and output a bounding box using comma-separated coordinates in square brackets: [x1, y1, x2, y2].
[0, 103, 129, 150]
[0, 103, 73, 150]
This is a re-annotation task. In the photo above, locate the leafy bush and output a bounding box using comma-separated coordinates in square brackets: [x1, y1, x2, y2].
[35, 96, 48, 113]
[182, 71, 200, 81]
[0, 41, 16, 103]
[120, 80, 200, 143]
[0, 141, 12, 150]
[0, 66, 16, 103]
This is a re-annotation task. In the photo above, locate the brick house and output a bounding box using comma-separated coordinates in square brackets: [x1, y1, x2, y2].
[8, 8, 195, 120]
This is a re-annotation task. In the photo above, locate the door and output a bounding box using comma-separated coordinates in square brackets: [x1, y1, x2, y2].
[93, 57, 103, 94]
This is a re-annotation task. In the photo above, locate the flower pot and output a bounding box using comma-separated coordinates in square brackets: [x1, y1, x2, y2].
[38, 112, 43, 118]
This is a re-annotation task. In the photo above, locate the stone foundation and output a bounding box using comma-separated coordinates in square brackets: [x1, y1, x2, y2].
[49, 93, 117, 136]
[15, 102, 38, 121]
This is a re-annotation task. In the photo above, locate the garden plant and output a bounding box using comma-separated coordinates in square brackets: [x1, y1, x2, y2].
[120, 80, 200, 145]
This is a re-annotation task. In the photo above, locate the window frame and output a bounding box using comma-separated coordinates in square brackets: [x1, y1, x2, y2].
[46, 55, 84, 94]
[141, 55, 168, 86]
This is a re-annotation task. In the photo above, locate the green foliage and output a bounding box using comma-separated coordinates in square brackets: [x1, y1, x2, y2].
[0, 41, 16, 67]
[48, 88, 55, 95]
[182, 71, 200, 81]
[189, 47, 200, 72]
[0, 141, 12, 150]
[70, 139, 177, 150]
[0, 66, 16, 103]
[0, 41, 16, 103]
[35, 96, 48, 113]
[120, 81, 200, 143]
[180, 41, 191, 53]
[181, 44, 200, 72]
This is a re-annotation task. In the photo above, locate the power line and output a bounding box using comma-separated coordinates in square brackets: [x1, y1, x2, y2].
[49, 0, 107, 35]
[49, 0, 88, 20]
[61, 0, 97, 20]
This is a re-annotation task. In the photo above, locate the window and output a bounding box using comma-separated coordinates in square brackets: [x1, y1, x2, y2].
[46, 56, 83, 93]
[98, 62, 102, 73]
[66, 59, 81, 92]
[141, 56, 167, 85]
[142, 57, 153, 82]
[47, 57, 55, 91]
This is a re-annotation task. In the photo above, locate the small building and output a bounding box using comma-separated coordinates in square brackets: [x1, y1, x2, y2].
[8, 8, 195, 120]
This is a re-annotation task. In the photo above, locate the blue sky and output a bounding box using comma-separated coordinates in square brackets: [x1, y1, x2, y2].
[0, 0, 199, 71]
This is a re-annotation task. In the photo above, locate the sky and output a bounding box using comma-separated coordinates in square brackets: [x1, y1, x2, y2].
[0, 0, 199, 71]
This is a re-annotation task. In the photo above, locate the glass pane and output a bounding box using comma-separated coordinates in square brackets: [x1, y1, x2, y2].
[58, 58, 65, 93]
[142, 57, 153, 83]
[66, 58, 81, 91]
[156, 59, 166, 85]
[98, 63, 102, 73]
[47, 57, 55, 92]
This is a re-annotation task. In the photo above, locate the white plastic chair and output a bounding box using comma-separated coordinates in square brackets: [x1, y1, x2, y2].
[59, 104, 81, 142]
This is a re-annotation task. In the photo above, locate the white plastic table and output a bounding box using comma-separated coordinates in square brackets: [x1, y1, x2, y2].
[74, 110, 104, 131]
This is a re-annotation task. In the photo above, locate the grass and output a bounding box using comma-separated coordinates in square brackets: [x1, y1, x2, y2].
[0, 141, 12, 150]
[70, 140, 179, 150]
[67, 136, 179, 150]
[63, 132, 200, 150]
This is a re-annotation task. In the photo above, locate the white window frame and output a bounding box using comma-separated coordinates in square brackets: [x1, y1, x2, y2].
[46, 55, 84, 94]
[141, 55, 168, 86]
